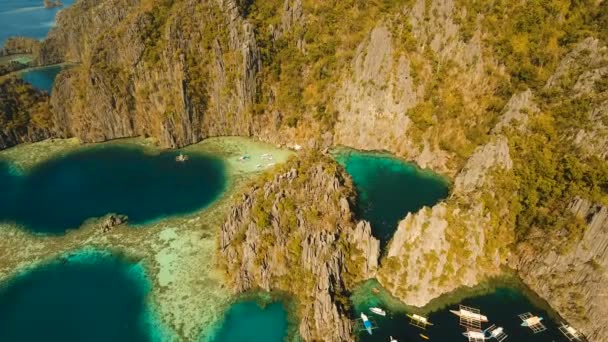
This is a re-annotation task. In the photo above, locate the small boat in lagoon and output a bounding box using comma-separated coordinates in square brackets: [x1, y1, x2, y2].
[518, 312, 547, 334]
[520, 315, 543, 327]
[559, 322, 587, 341]
[370, 307, 386, 316]
[419, 333, 429, 340]
[361, 313, 373, 335]
[450, 308, 488, 322]
[389, 336, 398, 342]
[175, 153, 188, 162]
[462, 330, 487, 341]
[407, 313, 433, 329]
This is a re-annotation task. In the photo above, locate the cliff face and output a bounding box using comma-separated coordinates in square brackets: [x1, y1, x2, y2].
[334, 0, 497, 174]
[0, 77, 58, 149]
[378, 136, 515, 306]
[219, 155, 379, 341]
[514, 198, 608, 341]
[41, 0, 261, 147]
[509, 37, 608, 342]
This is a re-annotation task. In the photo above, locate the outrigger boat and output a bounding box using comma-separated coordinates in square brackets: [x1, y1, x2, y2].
[361, 313, 373, 335]
[559, 322, 587, 341]
[407, 313, 433, 328]
[370, 307, 386, 316]
[175, 153, 189, 162]
[518, 313, 547, 334]
[463, 330, 487, 341]
[450, 308, 488, 322]
[520, 315, 543, 327]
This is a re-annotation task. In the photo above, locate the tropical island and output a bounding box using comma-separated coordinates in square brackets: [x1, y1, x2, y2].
[0, 0, 607, 341]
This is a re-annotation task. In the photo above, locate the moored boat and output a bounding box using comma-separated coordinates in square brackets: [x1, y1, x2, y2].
[463, 330, 488, 340]
[361, 313, 373, 335]
[520, 315, 543, 327]
[450, 308, 488, 322]
[370, 307, 386, 316]
[175, 153, 188, 162]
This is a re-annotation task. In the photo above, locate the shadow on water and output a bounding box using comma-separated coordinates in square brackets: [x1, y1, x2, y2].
[351, 279, 571, 342]
[333, 148, 449, 249]
[0, 144, 227, 234]
[0, 251, 162, 342]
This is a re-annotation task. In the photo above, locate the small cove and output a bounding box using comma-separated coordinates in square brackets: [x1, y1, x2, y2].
[0, 144, 226, 234]
[20, 64, 64, 92]
[351, 280, 570, 342]
[0, 250, 166, 342]
[333, 148, 449, 247]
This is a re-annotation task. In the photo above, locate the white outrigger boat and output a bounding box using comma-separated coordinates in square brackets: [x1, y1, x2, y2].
[175, 153, 188, 162]
[463, 330, 487, 341]
[450, 308, 488, 322]
[559, 322, 587, 341]
[407, 313, 433, 329]
[520, 315, 543, 327]
[370, 307, 386, 316]
[518, 312, 546, 333]
[361, 313, 373, 335]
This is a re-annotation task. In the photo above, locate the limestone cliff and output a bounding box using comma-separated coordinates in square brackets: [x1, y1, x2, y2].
[0, 77, 58, 149]
[514, 198, 608, 341]
[219, 155, 379, 341]
[334, 0, 498, 174]
[41, 0, 262, 147]
[378, 136, 515, 306]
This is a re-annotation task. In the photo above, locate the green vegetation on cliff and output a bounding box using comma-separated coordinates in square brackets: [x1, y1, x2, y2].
[0, 77, 54, 148]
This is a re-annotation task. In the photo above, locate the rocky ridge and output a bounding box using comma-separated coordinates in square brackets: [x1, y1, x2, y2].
[219, 155, 379, 341]
[378, 136, 515, 306]
[514, 198, 608, 342]
[0, 77, 57, 149]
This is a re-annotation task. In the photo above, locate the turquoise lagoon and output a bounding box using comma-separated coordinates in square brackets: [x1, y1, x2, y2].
[20, 64, 64, 92]
[0, 144, 226, 234]
[334, 149, 449, 246]
[0, 250, 165, 342]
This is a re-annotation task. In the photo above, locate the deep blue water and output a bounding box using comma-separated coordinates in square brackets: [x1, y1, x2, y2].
[211, 301, 289, 342]
[0, 0, 74, 45]
[353, 282, 570, 342]
[20, 65, 63, 92]
[334, 149, 449, 246]
[0, 251, 161, 342]
[0, 144, 226, 234]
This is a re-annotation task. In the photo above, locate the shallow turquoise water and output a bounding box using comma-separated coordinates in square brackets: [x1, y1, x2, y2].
[0, 251, 163, 342]
[0, 144, 226, 234]
[352, 284, 570, 342]
[20, 65, 63, 92]
[211, 301, 289, 342]
[334, 149, 449, 246]
[0, 0, 75, 45]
